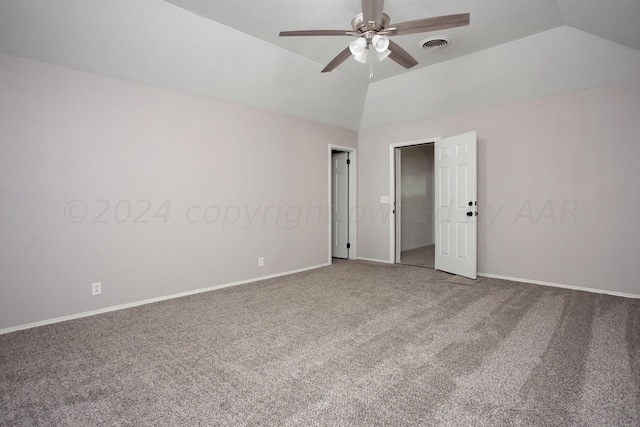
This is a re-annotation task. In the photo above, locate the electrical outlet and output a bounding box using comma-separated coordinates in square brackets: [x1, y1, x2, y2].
[92, 282, 101, 295]
[258, 257, 264, 267]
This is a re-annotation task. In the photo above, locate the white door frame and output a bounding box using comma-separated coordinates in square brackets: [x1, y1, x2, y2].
[394, 149, 402, 263]
[389, 137, 440, 263]
[328, 144, 357, 262]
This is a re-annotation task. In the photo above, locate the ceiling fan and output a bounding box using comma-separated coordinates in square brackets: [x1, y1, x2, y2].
[279, 0, 470, 75]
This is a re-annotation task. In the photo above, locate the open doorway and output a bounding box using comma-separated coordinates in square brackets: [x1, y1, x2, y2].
[328, 145, 357, 263]
[331, 150, 349, 259]
[390, 132, 478, 279]
[395, 143, 435, 268]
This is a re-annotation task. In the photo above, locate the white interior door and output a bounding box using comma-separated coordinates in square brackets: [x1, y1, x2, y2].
[434, 131, 477, 279]
[332, 152, 349, 259]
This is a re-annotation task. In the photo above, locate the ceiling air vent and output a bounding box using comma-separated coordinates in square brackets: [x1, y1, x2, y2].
[420, 36, 452, 50]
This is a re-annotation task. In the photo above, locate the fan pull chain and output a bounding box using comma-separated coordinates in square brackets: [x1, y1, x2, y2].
[369, 47, 374, 79]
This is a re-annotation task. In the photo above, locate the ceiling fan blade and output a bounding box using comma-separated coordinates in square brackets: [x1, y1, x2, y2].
[388, 40, 418, 69]
[279, 30, 353, 37]
[321, 47, 352, 73]
[362, 0, 384, 28]
[390, 13, 470, 36]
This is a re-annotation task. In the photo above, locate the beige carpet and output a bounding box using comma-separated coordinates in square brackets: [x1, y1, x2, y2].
[400, 247, 482, 285]
[1, 260, 639, 425]
[400, 244, 435, 268]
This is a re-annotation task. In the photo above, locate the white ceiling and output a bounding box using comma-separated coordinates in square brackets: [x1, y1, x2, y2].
[162, 0, 640, 83]
[0, 0, 639, 130]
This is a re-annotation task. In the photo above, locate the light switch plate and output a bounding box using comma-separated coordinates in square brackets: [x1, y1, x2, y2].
[380, 196, 389, 204]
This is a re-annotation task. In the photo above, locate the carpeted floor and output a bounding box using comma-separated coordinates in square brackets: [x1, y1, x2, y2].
[1, 260, 639, 425]
[400, 244, 435, 268]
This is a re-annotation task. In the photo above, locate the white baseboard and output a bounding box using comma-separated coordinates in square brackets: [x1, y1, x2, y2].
[0, 263, 329, 335]
[6, 263, 635, 335]
[356, 262, 639, 299]
[478, 272, 640, 299]
[356, 257, 393, 264]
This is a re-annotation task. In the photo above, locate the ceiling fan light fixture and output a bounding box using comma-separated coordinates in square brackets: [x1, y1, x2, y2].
[354, 50, 368, 64]
[371, 34, 389, 53]
[377, 49, 390, 61]
[349, 38, 367, 56]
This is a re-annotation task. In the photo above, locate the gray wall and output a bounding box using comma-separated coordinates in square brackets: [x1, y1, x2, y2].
[360, 27, 640, 130]
[0, 53, 357, 331]
[399, 145, 434, 251]
[3, 25, 640, 331]
[358, 80, 640, 297]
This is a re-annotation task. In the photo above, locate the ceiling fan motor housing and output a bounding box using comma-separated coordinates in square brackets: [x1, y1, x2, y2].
[351, 12, 391, 33]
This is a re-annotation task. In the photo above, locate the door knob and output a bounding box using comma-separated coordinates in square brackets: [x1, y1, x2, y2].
[467, 211, 473, 217]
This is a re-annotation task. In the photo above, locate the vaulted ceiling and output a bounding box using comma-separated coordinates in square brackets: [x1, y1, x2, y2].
[0, 0, 639, 130]
[163, 0, 640, 83]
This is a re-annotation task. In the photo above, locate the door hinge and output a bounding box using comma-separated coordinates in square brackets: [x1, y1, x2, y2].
[347, 243, 351, 249]
[346, 159, 351, 165]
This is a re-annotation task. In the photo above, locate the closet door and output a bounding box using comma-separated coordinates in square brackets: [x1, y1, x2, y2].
[434, 131, 477, 279]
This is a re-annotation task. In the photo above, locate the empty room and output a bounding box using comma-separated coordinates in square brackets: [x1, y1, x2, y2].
[1, 0, 639, 425]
